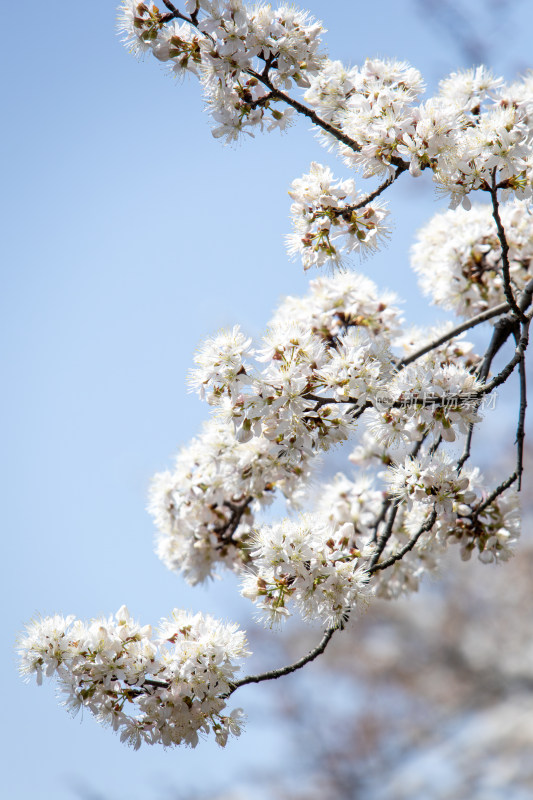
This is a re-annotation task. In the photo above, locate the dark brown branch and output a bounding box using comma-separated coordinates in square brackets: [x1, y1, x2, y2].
[476, 279, 533, 382]
[215, 496, 253, 547]
[473, 472, 518, 517]
[477, 316, 519, 382]
[347, 166, 407, 211]
[520, 277, 533, 311]
[370, 496, 393, 544]
[160, 1, 193, 25]
[143, 677, 170, 690]
[456, 422, 475, 473]
[489, 180, 528, 322]
[428, 433, 443, 457]
[247, 69, 408, 169]
[368, 500, 401, 569]
[370, 507, 437, 573]
[515, 334, 527, 491]
[398, 302, 509, 369]
[224, 626, 337, 697]
[480, 317, 531, 395]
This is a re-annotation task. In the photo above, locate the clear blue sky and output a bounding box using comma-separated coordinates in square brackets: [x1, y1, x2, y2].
[2, 1, 531, 798]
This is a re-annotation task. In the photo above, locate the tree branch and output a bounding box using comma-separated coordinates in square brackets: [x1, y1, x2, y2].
[479, 316, 531, 395]
[215, 496, 253, 547]
[247, 69, 408, 169]
[224, 626, 338, 697]
[368, 500, 401, 569]
[370, 507, 437, 573]
[456, 422, 475, 473]
[489, 180, 528, 322]
[346, 166, 407, 211]
[160, 1, 194, 25]
[476, 278, 533, 382]
[515, 335, 527, 491]
[473, 472, 518, 517]
[398, 302, 509, 369]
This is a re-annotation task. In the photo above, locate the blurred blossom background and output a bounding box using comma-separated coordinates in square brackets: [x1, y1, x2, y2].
[2, 1, 532, 797]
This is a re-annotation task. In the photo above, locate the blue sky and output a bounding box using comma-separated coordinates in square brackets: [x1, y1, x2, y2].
[2, 1, 531, 798]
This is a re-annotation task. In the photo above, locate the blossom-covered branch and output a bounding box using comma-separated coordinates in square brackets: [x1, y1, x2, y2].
[18, 0, 532, 752]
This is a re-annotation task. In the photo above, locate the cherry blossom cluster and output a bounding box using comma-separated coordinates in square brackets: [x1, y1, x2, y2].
[241, 514, 371, 627]
[286, 162, 390, 269]
[305, 462, 521, 601]
[149, 416, 312, 584]
[305, 61, 533, 202]
[151, 271, 403, 586]
[369, 329, 484, 446]
[283, 66, 533, 268]
[190, 316, 394, 456]
[118, 0, 326, 140]
[142, 263, 522, 605]
[238, 449, 521, 620]
[412, 199, 533, 318]
[436, 68, 533, 207]
[270, 271, 402, 341]
[386, 452, 477, 513]
[18, 605, 249, 748]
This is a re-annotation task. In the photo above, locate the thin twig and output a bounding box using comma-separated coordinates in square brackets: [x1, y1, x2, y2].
[476, 316, 518, 382]
[161, 1, 193, 25]
[247, 70, 408, 168]
[370, 507, 437, 573]
[215, 496, 253, 547]
[370, 496, 392, 544]
[473, 472, 518, 516]
[480, 317, 531, 395]
[368, 500, 401, 569]
[476, 278, 533, 382]
[399, 302, 509, 369]
[370, 439, 425, 544]
[456, 423, 475, 473]
[346, 166, 407, 211]
[428, 433, 443, 457]
[515, 334, 527, 491]
[224, 627, 337, 697]
[489, 180, 527, 322]
[383, 316, 531, 409]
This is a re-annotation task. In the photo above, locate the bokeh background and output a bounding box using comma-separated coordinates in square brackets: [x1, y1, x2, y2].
[2, 1, 532, 797]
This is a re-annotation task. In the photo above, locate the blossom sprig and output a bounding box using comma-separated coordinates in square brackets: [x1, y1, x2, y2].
[18, 606, 249, 749]
[305, 57, 426, 176]
[241, 514, 371, 627]
[352, 323, 484, 447]
[119, 5, 533, 208]
[306, 59, 533, 206]
[369, 360, 484, 446]
[386, 452, 477, 515]
[312, 466, 521, 602]
[286, 162, 391, 270]
[206, 320, 393, 458]
[118, 1, 326, 141]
